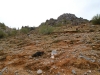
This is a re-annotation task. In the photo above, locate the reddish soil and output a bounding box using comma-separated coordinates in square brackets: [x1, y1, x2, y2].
[0, 24, 100, 75]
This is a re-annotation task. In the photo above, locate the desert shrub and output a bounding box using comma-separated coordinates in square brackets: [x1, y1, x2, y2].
[8, 28, 18, 36]
[0, 30, 6, 38]
[39, 25, 54, 34]
[91, 14, 100, 25]
[0, 23, 6, 30]
[20, 26, 30, 34]
[11, 28, 18, 36]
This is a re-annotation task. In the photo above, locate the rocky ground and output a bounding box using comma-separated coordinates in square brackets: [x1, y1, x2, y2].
[0, 24, 100, 75]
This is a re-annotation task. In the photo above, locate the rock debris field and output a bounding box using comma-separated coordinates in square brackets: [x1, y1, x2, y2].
[0, 24, 100, 75]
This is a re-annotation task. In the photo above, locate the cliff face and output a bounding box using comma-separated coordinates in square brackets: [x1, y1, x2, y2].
[42, 13, 89, 26]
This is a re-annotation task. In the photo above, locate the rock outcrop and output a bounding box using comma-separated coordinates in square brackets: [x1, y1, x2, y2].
[41, 13, 89, 26]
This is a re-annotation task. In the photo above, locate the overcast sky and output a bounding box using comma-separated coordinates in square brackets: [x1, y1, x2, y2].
[0, 0, 100, 29]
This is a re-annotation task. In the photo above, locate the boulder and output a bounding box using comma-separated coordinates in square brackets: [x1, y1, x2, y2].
[37, 69, 43, 74]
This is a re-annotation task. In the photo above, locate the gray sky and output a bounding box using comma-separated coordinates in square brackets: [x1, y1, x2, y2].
[0, 0, 100, 29]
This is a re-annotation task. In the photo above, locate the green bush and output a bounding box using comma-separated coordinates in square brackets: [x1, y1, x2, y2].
[20, 26, 30, 34]
[0, 23, 6, 30]
[8, 28, 18, 36]
[39, 25, 54, 34]
[0, 30, 6, 38]
[91, 14, 100, 25]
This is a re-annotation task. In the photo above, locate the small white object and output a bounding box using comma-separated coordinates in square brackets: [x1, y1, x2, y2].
[51, 50, 57, 56]
[88, 70, 91, 73]
[37, 69, 43, 74]
[51, 55, 54, 59]
[72, 70, 76, 75]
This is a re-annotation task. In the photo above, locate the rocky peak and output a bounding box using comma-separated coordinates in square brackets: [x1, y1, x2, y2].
[41, 13, 89, 26]
[45, 18, 57, 26]
[57, 13, 77, 21]
[57, 13, 88, 25]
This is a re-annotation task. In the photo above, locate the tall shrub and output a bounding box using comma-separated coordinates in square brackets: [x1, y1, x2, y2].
[91, 14, 100, 25]
[39, 25, 54, 35]
[0, 30, 6, 38]
[20, 26, 30, 34]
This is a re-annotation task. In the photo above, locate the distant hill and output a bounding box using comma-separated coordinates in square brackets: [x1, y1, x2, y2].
[40, 13, 89, 26]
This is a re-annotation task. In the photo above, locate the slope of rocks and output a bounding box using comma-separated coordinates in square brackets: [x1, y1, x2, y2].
[0, 24, 100, 75]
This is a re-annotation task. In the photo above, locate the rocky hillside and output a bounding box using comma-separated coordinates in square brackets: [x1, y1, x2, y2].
[41, 13, 89, 26]
[0, 22, 100, 75]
